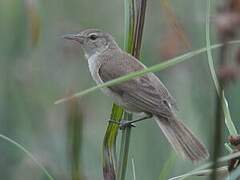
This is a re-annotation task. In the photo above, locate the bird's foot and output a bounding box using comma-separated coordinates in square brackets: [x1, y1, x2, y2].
[108, 114, 153, 130]
[119, 120, 136, 130]
[108, 120, 136, 130]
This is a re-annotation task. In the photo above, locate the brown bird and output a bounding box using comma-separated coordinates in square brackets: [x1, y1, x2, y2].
[63, 28, 209, 162]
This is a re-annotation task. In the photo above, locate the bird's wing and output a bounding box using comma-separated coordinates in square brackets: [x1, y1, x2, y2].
[98, 51, 174, 117]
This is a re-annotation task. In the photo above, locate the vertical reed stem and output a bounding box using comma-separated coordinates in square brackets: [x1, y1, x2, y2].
[117, 113, 132, 180]
[211, 43, 228, 180]
[103, 0, 147, 179]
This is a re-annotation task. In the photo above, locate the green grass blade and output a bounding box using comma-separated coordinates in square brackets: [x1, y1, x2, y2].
[117, 113, 132, 180]
[168, 166, 228, 180]
[158, 152, 176, 180]
[0, 134, 54, 180]
[124, 0, 135, 51]
[54, 40, 240, 104]
[131, 158, 136, 180]
[205, 0, 219, 92]
[169, 151, 240, 180]
[117, 0, 147, 179]
[222, 97, 237, 135]
[66, 99, 84, 180]
[205, 0, 237, 136]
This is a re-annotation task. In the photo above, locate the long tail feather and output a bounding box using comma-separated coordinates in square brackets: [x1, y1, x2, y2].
[155, 116, 209, 162]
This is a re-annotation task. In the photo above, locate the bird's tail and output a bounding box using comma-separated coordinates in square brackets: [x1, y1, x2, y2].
[155, 115, 209, 162]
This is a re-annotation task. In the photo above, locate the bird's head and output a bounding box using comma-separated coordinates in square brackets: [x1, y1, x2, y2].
[63, 28, 118, 58]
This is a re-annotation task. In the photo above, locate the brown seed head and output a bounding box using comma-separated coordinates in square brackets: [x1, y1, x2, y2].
[217, 65, 239, 84]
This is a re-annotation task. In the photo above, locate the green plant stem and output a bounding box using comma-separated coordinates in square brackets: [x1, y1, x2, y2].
[103, 0, 138, 178]
[211, 37, 229, 180]
[211, 78, 224, 180]
[67, 99, 83, 180]
[117, 113, 132, 180]
[114, 0, 135, 179]
[103, 104, 124, 180]
[205, 0, 237, 136]
[124, 0, 135, 52]
[132, 0, 147, 58]
[205, 1, 221, 180]
[205, 1, 237, 179]
[117, 0, 148, 179]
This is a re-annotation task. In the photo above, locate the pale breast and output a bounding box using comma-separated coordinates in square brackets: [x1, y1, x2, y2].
[87, 54, 125, 106]
[88, 54, 102, 83]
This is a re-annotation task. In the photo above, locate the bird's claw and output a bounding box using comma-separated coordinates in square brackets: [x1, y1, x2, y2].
[119, 120, 136, 130]
[108, 120, 136, 130]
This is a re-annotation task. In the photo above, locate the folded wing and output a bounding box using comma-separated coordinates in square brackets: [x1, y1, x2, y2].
[98, 51, 174, 117]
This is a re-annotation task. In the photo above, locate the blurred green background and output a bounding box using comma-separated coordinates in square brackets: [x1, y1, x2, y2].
[0, 0, 239, 179]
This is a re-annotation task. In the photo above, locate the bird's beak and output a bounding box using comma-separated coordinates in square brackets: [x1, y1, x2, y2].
[62, 33, 84, 44]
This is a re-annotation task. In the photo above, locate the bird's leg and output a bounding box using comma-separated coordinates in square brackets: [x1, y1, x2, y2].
[109, 114, 153, 130]
[123, 114, 153, 124]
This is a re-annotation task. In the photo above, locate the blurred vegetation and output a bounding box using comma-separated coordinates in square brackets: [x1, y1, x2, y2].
[0, 0, 240, 180]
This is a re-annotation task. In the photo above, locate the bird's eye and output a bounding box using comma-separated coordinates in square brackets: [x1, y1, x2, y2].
[89, 34, 97, 40]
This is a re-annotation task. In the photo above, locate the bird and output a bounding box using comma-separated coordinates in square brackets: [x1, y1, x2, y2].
[62, 28, 209, 162]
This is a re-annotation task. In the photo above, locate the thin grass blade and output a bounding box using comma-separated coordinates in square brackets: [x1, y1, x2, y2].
[169, 151, 240, 180]
[0, 134, 54, 180]
[116, 0, 147, 179]
[66, 98, 84, 180]
[168, 166, 228, 180]
[131, 158, 136, 180]
[54, 39, 240, 104]
[205, 0, 237, 136]
[158, 152, 176, 180]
